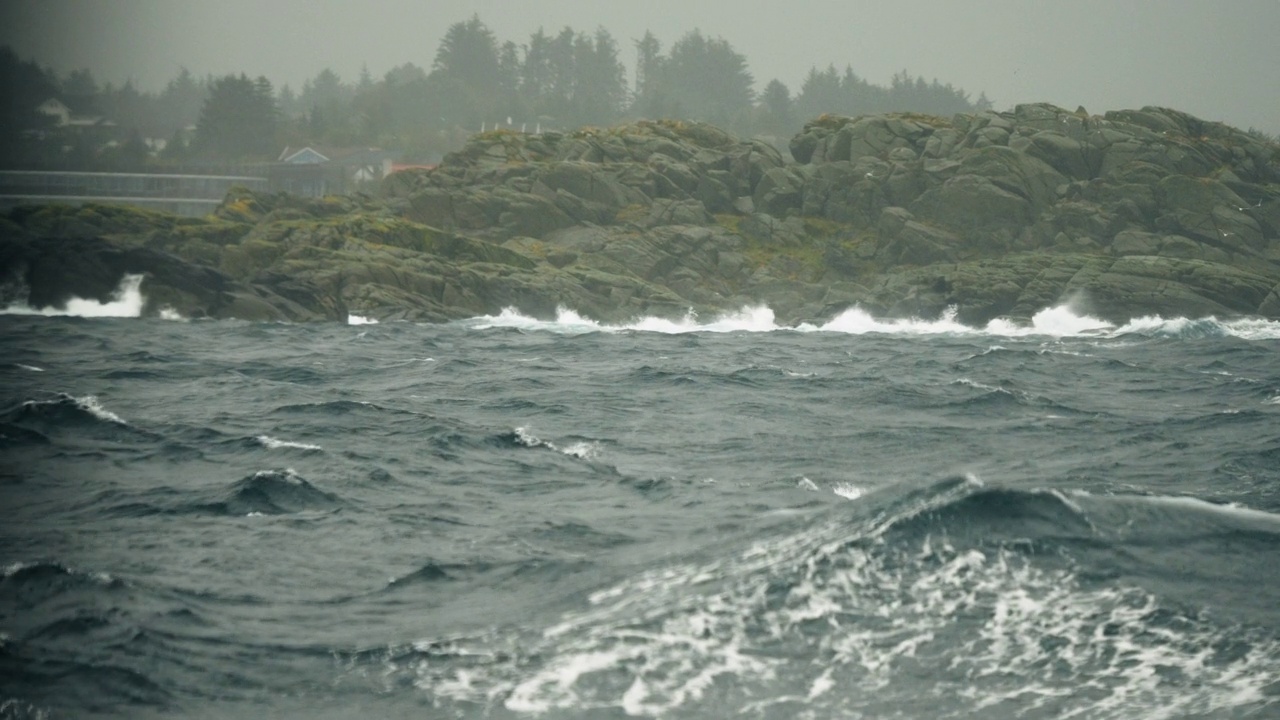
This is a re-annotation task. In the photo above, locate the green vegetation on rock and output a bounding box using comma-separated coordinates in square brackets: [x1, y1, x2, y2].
[4, 104, 1278, 325]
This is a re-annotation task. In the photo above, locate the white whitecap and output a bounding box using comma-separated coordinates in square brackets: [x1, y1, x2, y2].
[465, 302, 1280, 342]
[832, 482, 864, 500]
[467, 305, 779, 334]
[513, 426, 601, 460]
[803, 305, 973, 335]
[255, 435, 322, 451]
[512, 426, 545, 447]
[626, 305, 778, 334]
[1116, 314, 1280, 340]
[807, 304, 1115, 338]
[953, 377, 999, 392]
[25, 394, 128, 424]
[78, 395, 127, 424]
[348, 314, 379, 325]
[1023, 305, 1113, 336]
[559, 441, 600, 460]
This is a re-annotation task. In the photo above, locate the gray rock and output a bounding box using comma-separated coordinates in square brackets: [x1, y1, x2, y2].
[753, 166, 805, 216]
[911, 175, 1032, 234]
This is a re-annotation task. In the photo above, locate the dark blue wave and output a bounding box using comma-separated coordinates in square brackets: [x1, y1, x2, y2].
[205, 470, 346, 516]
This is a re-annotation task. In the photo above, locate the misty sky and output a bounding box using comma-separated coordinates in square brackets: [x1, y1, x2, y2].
[2, 0, 1277, 133]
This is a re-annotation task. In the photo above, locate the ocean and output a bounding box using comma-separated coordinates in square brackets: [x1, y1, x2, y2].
[3, 278, 1280, 719]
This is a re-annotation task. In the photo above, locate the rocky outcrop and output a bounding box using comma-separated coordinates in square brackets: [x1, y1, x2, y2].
[3, 108, 1278, 324]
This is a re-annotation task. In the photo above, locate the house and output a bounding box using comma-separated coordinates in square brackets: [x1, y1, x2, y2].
[270, 146, 400, 196]
[278, 147, 331, 164]
[37, 98, 72, 126]
[36, 98, 116, 132]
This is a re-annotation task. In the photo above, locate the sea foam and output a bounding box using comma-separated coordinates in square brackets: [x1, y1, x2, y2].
[255, 435, 323, 452]
[465, 303, 1280, 341]
[1, 275, 146, 318]
[467, 305, 778, 334]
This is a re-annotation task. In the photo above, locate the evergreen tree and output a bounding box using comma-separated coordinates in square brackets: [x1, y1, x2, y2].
[497, 40, 524, 120]
[160, 127, 190, 161]
[102, 127, 149, 171]
[194, 73, 278, 159]
[521, 28, 554, 108]
[430, 16, 502, 126]
[756, 79, 793, 136]
[302, 68, 349, 109]
[277, 84, 300, 118]
[795, 65, 845, 119]
[569, 28, 626, 125]
[652, 30, 753, 127]
[794, 64, 983, 122]
[432, 15, 500, 90]
[0, 46, 60, 167]
[101, 79, 149, 135]
[633, 31, 661, 102]
[298, 68, 355, 142]
[62, 68, 99, 112]
[544, 27, 578, 120]
[158, 67, 207, 131]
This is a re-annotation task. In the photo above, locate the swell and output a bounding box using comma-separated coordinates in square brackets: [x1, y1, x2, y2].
[0, 561, 173, 712]
[194, 469, 347, 517]
[88, 469, 349, 518]
[404, 478, 1280, 718]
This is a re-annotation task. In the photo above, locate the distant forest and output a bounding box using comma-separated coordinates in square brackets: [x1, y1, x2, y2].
[1, 15, 994, 171]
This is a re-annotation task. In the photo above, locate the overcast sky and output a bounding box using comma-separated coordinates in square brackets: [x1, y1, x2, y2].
[2, 0, 1277, 133]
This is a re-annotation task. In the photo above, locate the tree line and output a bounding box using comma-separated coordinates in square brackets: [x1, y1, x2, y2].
[1, 15, 994, 170]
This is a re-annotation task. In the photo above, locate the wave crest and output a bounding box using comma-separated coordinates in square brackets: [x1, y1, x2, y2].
[404, 480, 1280, 718]
[5, 394, 128, 427]
[462, 303, 1280, 340]
[216, 469, 344, 516]
[1, 275, 145, 318]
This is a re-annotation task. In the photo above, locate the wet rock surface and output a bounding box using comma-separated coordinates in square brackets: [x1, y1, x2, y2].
[4, 107, 1278, 323]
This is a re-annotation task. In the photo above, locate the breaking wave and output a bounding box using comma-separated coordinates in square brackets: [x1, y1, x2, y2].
[400, 478, 1280, 718]
[5, 393, 128, 426]
[466, 305, 778, 334]
[0, 275, 146, 318]
[192, 469, 346, 517]
[253, 435, 323, 452]
[500, 426, 602, 460]
[463, 304, 1280, 340]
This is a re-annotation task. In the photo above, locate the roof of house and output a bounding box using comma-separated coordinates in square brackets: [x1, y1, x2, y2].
[279, 147, 331, 164]
[278, 146, 399, 165]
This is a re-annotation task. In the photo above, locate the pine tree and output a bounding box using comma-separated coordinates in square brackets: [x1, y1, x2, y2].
[633, 31, 661, 102]
[159, 67, 207, 131]
[432, 15, 500, 90]
[652, 30, 753, 127]
[521, 28, 553, 108]
[796, 66, 842, 119]
[568, 28, 626, 126]
[0, 47, 60, 167]
[757, 79, 793, 136]
[194, 73, 278, 159]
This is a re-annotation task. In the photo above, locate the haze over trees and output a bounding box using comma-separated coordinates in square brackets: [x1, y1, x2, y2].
[0, 14, 998, 170]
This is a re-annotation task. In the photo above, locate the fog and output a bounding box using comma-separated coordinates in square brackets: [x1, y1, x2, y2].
[2, 0, 1277, 133]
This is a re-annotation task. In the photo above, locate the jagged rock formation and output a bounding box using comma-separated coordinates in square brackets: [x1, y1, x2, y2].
[3, 105, 1278, 323]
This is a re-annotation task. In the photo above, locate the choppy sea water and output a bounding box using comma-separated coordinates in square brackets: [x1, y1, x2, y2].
[3, 280, 1280, 719]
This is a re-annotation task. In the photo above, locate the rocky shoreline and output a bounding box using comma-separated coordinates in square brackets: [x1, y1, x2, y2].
[3, 103, 1279, 324]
